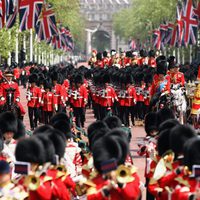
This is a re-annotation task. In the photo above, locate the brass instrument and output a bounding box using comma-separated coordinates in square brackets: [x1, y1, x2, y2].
[116, 165, 134, 184]
[24, 163, 51, 191]
[56, 164, 67, 173]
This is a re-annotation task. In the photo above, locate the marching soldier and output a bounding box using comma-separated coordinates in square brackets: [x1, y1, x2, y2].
[102, 51, 109, 67]
[27, 74, 42, 130]
[148, 50, 157, 68]
[88, 50, 97, 67]
[51, 72, 66, 113]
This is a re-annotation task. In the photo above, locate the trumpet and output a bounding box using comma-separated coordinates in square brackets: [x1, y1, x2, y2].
[116, 165, 134, 184]
[56, 164, 67, 173]
[24, 175, 40, 191]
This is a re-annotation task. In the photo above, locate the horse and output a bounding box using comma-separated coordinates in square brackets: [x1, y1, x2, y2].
[0, 87, 21, 119]
[150, 91, 171, 112]
[170, 84, 187, 124]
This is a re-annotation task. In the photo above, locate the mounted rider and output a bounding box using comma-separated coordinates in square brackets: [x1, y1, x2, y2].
[0, 70, 25, 120]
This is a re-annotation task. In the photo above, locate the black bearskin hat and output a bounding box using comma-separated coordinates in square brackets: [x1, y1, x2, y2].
[35, 135, 55, 163]
[33, 125, 54, 135]
[29, 74, 38, 84]
[148, 50, 156, 57]
[49, 113, 70, 126]
[0, 112, 18, 135]
[15, 137, 45, 164]
[167, 56, 176, 70]
[96, 52, 102, 61]
[47, 129, 66, 159]
[140, 49, 147, 57]
[157, 129, 172, 157]
[170, 125, 196, 157]
[158, 119, 180, 133]
[144, 112, 157, 136]
[14, 119, 26, 140]
[51, 72, 59, 81]
[103, 51, 108, 58]
[75, 74, 84, 84]
[157, 60, 168, 75]
[92, 136, 122, 173]
[157, 108, 175, 127]
[183, 137, 200, 171]
[103, 116, 122, 129]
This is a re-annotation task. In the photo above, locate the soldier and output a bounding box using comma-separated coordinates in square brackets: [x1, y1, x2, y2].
[95, 52, 104, 68]
[138, 49, 148, 66]
[168, 57, 185, 87]
[27, 74, 42, 130]
[0, 71, 26, 120]
[51, 72, 66, 113]
[102, 51, 109, 67]
[88, 50, 97, 67]
[41, 81, 55, 124]
[71, 74, 88, 128]
[0, 160, 28, 199]
[148, 50, 157, 68]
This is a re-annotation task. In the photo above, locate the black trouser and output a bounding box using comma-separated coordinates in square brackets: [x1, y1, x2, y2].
[100, 106, 110, 120]
[136, 101, 145, 120]
[21, 75, 27, 88]
[73, 107, 85, 128]
[38, 107, 44, 123]
[28, 107, 39, 129]
[146, 178, 155, 200]
[44, 111, 53, 124]
[130, 106, 135, 125]
[119, 106, 130, 127]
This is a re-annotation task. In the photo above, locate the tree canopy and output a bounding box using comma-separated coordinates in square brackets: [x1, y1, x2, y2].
[113, 0, 177, 41]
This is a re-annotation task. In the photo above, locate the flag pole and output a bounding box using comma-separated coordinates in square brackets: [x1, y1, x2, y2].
[30, 29, 33, 62]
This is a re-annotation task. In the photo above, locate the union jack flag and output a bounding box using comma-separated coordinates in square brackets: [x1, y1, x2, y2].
[19, 0, 44, 31]
[159, 22, 168, 47]
[182, 0, 198, 46]
[176, 2, 184, 47]
[193, 1, 200, 19]
[64, 27, 74, 51]
[166, 22, 178, 47]
[153, 29, 161, 50]
[36, 5, 57, 41]
[6, 0, 19, 29]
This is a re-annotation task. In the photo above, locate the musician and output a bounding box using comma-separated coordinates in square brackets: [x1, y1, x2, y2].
[0, 71, 26, 120]
[71, 74, 88, 128]
[168, 63, 185, 87]
[51, 72, 66, 113]
[138, 49, 148, 66]
[86, 134, 141, 200]
[88, 50, 97, 67]
[102, 51, 109, 67]
[27, 74, 42, 130]
[41, 82, 55, 124]
[0, 160, 28, 199]
[95, 52, 104, 68]
[108, 50, 117, 67]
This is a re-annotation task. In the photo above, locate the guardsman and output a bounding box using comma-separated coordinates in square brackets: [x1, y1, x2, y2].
[85, 133, 141, 200]
[51, 72, 65, 113]
[71, 74, 88, 128]
[13, 64, 21, 85]
[99, 73, 117, 120]
[27, 74, 42, 130]
[102, 51, 109, 67]
[138, 49, 148, 66]
[95, 52, 104, 68]
[148, 50, 157, 68]
[42, 81, 55, 124]
[0, 71, 26, 120]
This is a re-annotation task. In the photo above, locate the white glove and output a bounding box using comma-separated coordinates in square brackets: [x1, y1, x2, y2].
[16, 98, 20, 102]
[0, 97, 5, 101]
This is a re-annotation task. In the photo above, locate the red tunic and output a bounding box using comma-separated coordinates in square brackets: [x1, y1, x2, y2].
[87, 172, 141, 200]
[148, 57, 157, 68]
[13, 68, 21, 79]
[151, 74, 171, 96]
[42, 92, 54, 112]
[52, 83, 65, 107]
[71, 85, 88, 108]
[168, 71, 185, 86]
[27, 86, 42, 108]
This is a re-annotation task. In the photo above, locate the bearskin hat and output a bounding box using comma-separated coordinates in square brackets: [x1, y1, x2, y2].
[96, 52, 102, 61]
[144, 112, 157, 136]
[87, 121, 108, 137]
[47, 129, 66, 159]
[44, 81, 52, 90]
[157, 60, 168, 75]
[35, 135, 55, 163]
[183, 137, 200, 171]
[167, 56, 176, 70]
[0, 112, 18, 135]
[103, 51, 108, 58]
[140, 49, 147, 57]
[158, 119, 180, 133]
[148, 50, 156, 57]
[103, 116, 122, 129]
[157, 129, 171, 157]
[156, 55, 166, 65]
[15, 137, 45, 164]
[29, 73, 38, 84]
[157, 108, 175, 127]
[75, 74, 84, 84]
[170, 125, 196, 157]
[14, 119, 26, 140]
[51, 71, 59, 81]
[92, 136, 122, 173]
[33, 125, 54, 135]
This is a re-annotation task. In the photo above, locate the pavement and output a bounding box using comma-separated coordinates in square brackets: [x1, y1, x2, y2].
[20, 85, 146, 199]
